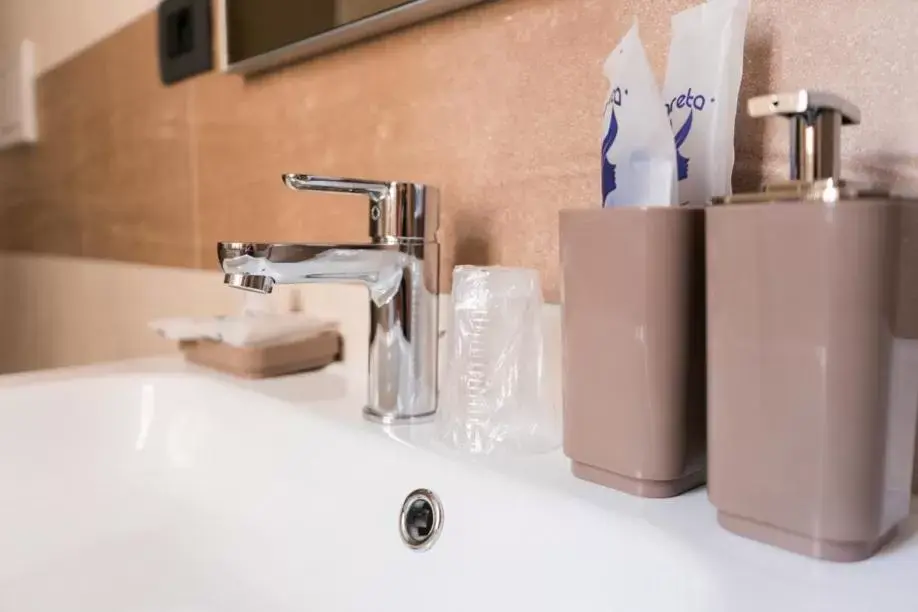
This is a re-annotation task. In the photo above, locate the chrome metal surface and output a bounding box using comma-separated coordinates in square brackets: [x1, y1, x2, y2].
[748, 90, 860, 184]
[362, 405, 436, 425]
[747, 91, 861, 125]
[399, 489, 444, 551]
[223, 273, 275, 294]
[713, 90, 891, 206]
[224, 0, 494, 76]
[283, 175, 390, 198]
[283, 174, 438, 243]
[789, 110, 842, 183]
[219, 175, 440, 423]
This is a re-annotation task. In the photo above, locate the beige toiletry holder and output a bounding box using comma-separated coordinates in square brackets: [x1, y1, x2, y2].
[560, 206, 707, 498]
[707, 90, 918, 562]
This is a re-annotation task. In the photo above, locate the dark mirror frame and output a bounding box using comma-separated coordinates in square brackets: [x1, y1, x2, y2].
[222, 0, 494, 76]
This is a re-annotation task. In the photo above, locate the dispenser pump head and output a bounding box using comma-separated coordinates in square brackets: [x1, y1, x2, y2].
[713, 90, 889, 205]
[748, 90, 860, 183]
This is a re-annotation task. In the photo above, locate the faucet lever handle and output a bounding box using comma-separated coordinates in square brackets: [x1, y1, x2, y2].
[282, 174, 438, 243]
[283, 174, 391, 200]
[747, 90, 860, 183]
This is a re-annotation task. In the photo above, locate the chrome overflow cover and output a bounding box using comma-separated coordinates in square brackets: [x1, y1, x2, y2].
[399, 489, 443, 551]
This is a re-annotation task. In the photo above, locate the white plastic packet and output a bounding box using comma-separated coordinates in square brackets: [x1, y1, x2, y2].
[663, 0, 750, 206]
[601, 22, 677, 208]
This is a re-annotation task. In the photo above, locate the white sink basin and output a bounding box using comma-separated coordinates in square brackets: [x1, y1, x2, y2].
[0, 362, 915, 611]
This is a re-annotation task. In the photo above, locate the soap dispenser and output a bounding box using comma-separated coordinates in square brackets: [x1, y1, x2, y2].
[706, 90, 918, 562]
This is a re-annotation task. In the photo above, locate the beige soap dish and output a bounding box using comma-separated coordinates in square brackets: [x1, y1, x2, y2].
[179, 330, 344, 379]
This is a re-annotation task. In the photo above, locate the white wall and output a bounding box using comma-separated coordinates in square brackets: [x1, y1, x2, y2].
[0, 0, 158, 74]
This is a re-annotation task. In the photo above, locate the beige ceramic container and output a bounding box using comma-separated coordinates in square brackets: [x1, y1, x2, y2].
[706, 90, 918, 562]
[559, 207, 707, 498]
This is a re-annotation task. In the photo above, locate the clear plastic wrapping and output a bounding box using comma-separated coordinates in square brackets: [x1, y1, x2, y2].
[438, 266, 559, 455]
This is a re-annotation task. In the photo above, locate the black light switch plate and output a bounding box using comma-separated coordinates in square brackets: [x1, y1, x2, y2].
[158, 0, 212, 85]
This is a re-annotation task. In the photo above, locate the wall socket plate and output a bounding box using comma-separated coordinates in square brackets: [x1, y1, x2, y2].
[158, 0, 213, 85]
[0, 40, 38, 150]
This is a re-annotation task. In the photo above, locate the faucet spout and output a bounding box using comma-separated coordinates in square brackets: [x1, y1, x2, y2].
[218, 240, 439, 424]
[219, 242, 411, 306]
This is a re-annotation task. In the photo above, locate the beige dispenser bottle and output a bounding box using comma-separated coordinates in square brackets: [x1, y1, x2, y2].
[706, 91, 918, 562]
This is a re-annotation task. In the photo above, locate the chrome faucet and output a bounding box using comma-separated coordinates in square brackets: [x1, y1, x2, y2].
[218, 175, 439, 424]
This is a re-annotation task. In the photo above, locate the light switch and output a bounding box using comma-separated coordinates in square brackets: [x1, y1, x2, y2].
[158, 0, 213, 85]
[0, 40, 38, 151]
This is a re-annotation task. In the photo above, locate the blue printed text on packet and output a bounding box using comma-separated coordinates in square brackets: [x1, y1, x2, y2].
[600, 23, 676, 208]
[662, 0, 750, 207]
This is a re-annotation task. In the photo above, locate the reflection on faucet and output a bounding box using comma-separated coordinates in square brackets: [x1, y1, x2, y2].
[218, 175, 440, 425]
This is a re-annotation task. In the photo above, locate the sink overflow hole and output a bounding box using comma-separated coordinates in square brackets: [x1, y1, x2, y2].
[399, 489, 443, 551]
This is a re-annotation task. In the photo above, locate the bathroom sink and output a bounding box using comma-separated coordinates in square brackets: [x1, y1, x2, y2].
[0, 362, 915, 611]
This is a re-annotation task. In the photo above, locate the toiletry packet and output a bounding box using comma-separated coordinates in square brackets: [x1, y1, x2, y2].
[663, 0, 750, 206]
[601, 22, 677, 207]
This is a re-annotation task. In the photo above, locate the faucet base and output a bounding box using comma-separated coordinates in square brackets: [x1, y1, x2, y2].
[363, 406, 436, 425]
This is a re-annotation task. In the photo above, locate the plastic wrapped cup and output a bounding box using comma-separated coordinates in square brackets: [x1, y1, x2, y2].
[438, 266, 559, 455]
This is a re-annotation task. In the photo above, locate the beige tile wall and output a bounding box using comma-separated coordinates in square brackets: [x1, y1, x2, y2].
[1, 0, 918, 300]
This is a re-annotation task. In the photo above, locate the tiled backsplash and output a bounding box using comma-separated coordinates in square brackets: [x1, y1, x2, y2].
[1, 0, 917, 300]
